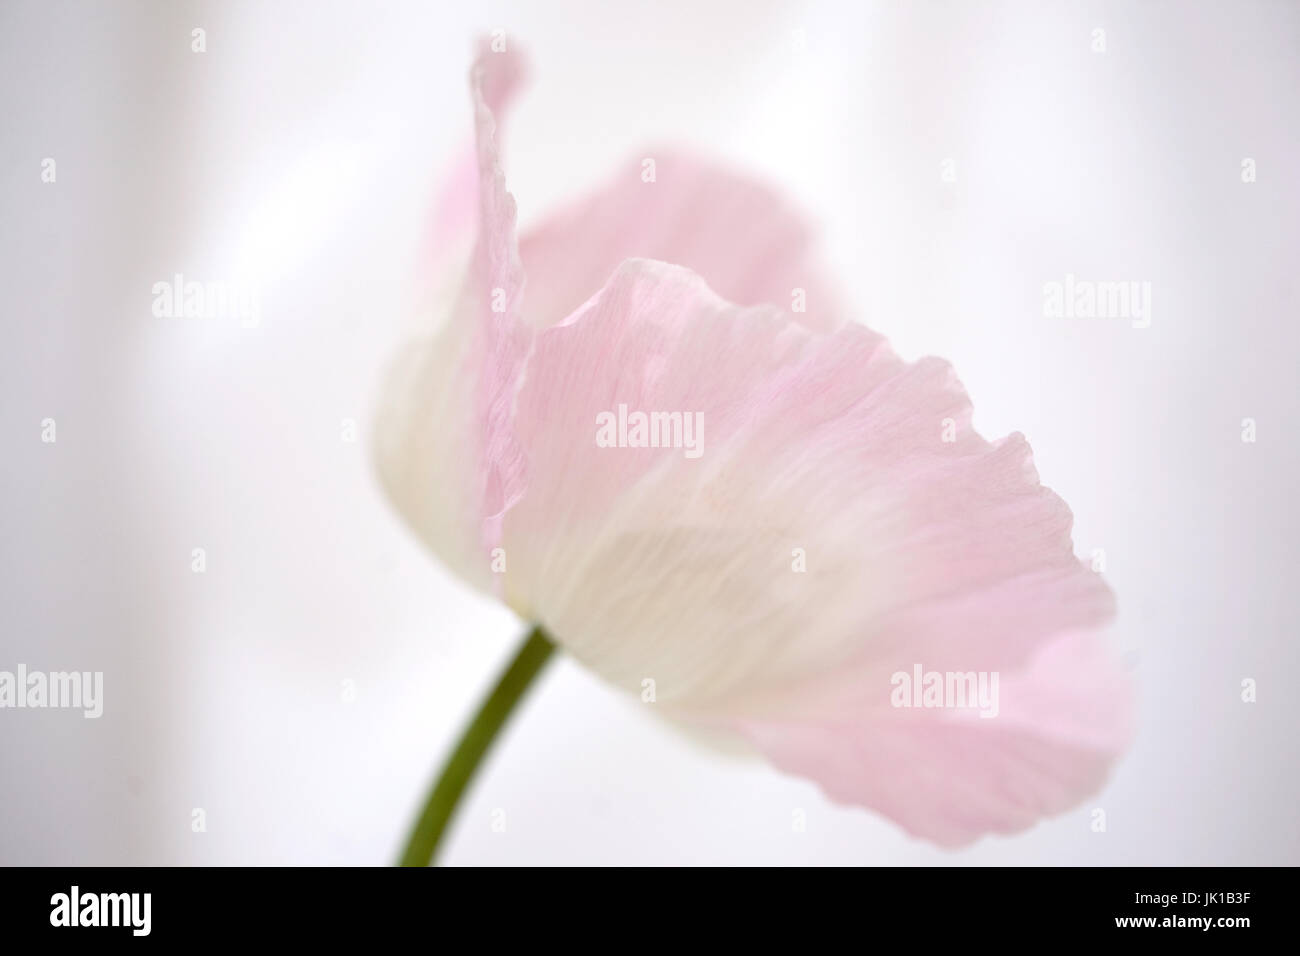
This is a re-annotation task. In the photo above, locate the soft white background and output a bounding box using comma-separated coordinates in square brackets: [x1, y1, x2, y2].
[1, 0, 1296, 865]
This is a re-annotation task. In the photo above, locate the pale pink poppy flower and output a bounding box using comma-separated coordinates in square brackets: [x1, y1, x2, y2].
[377, 43, 1130, 851]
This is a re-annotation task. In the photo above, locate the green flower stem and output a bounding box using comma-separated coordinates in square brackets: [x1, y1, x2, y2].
[398, 624, 556, 866]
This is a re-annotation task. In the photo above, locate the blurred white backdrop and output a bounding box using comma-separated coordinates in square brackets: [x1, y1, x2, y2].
[1, 0, 1297, 865]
